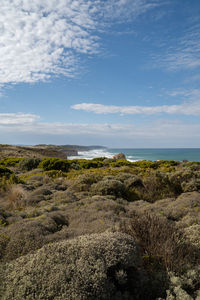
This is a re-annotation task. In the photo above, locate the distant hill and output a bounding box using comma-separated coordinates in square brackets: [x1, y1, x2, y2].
[60, 145, 107, 151]
[36, 144, 106, 151]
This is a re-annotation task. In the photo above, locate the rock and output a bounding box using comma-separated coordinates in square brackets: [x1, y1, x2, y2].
[113, 153, 126, 160]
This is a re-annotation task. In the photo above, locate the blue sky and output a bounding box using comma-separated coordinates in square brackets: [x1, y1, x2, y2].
[0, 0, 200, 147]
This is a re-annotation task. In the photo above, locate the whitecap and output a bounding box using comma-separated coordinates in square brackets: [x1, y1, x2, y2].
[68, 149, 114, 160]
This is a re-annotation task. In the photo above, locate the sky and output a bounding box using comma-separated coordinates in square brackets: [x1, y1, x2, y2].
[0, 0, 200, 148]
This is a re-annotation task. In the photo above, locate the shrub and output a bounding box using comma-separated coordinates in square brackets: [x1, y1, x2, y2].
[103, 158, 115, 166]
[158, 160, 179, 168]
[92, 157, 106, 162]
[0, 212, 69, 262]
[0, 232, 144, 300]
[110, 159, 132, 168]
[166, 266, 200, 299]
[67, 173, 102, 193]
[27, 187, 53, 205]
[181, 178, 200, 192]
[78, 159, 104, 169]
[120, 212, 198, 273]
[18, 158, 41, 171]
[0, 166, 12, 177]
[69, 160, 81, 170]
[0, 157, 23, 167]
[39, 158, 70, 172]
[45, 170, 67, 178]
[141, 172, 182, 202]
[68, 158, 104, 170]
[76, 173, 102, 185]
[6, 185, 27, 210]
[0, 233, 10, 261]
[124, 177, 145, 201]
[91, 179, 126, 197]
[0, 168, 19, 191]
[132, 160, 158, 169]
[0, 209, 11, 227]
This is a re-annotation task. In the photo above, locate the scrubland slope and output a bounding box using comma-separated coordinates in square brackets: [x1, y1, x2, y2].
[0, 155, 200, 299]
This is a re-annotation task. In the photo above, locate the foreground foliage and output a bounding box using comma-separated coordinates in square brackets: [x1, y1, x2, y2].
[0, 232, 143, 300]
[0, 156, 200, 299]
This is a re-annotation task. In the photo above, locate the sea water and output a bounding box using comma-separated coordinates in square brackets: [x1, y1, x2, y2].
[69, 148, 200, 162]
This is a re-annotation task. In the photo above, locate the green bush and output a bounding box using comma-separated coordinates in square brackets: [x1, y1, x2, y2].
[132, 160, 158, 169]
[79, 159, 104, 169]
[39, 158, 70, 172]
[69, 158, 104, 170]
[0, 166, 13, 177]
[45, 170, 67, 178]
[0, 157, 23, 167]
[92, 157, 106, 162]
[110, 159, 132, 167]
[18, 158, 41, 171]
[157, 160, 179, 167]
[0, 167, 19, 190]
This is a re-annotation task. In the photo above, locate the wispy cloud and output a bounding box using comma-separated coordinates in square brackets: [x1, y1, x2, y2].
[99, 0, 160, 22]
[167, 88, 200, 98]
[157, 24, 200, 71]
[71, 100, 200, 116]
[0, 113, 40, 124]
[0, 0, 160, 89]
[0, 115, 135, 136]
[1, 114, 200, 144]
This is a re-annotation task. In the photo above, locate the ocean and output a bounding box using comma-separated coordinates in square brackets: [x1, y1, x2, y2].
[69, 148, 200, 162]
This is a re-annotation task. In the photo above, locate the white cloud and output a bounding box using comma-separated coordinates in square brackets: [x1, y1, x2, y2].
[0, 0, 99, 86]
[0, 0, 160, 88]
[71, 100, 200, 116]
[0, 113, 40, 124]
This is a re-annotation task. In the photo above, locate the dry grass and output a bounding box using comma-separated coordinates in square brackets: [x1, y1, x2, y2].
[6, 185, 27, 210]
[120, 212, 199, 273]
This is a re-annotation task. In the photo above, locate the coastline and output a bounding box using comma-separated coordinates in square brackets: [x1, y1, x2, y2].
[69, 147, 200, 162]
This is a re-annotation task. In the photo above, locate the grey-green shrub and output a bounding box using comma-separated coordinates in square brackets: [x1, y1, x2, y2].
[164, 267, 200, 300]
[0, 232, 143, 300]
[91, 179, 126, 198]
[0, 212, 69, 262]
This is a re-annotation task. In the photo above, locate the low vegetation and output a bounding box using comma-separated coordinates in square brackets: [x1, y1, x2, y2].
[0, 154, 200, 299]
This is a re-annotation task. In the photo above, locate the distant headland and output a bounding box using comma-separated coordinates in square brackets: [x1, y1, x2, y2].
[0, 144, 107, 159]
